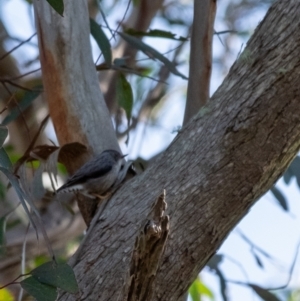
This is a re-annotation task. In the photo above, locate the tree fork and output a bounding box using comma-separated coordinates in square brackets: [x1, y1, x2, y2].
[57, 1, 300, 300]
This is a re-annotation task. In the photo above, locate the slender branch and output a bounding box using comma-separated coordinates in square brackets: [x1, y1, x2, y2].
[9, 68, 41, 81]
[183, 0, 216, 125]
[0, 273, 30, 290]
[0, 33, 36, 62]
[14, 114, 50, 174]
[1, 82, 31, 141]
[0, 79, 35, 92]
[95, 0, 132, 64]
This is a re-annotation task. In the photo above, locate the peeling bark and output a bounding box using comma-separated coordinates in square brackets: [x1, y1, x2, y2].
[123, 191, 169, 301]
[33, 0, 119, 156]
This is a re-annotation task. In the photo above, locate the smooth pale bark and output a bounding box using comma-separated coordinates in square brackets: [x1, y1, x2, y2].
[33, 0, 119, 157]
[184, 0, 216, 125]
[59, 1, 300, 300]
[33, 0, 120, 223]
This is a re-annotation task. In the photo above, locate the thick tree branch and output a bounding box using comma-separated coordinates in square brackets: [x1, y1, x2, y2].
[184, 0, 216, 125]
[59, 0, 300, 300]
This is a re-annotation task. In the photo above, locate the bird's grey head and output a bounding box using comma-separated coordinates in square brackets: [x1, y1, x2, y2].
[104, 149, 126, 161]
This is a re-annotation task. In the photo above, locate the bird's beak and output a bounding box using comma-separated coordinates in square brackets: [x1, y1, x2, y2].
[122, 154, 128, 158]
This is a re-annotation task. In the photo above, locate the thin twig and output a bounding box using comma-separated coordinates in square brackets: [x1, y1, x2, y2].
[14, 114, 50, 174]
[0, 93, 15, 115]
[9, 68, 41, 81]
[113, 0, 132, 41]
[236, 229, 277, 261]
[0, 273, 31, 290]
[1, 82, 31, 141]
[266, 239, 300, 291]
[0, 79, 36, 92]
[18, 223, 30, 301]
[95, 0, 132, 65]
[0, 33, 36, 62]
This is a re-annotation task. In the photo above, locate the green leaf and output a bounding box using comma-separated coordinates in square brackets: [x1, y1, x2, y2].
[216, 268, 227, 301]
[21, 276, 57, 301]
[283, 166, 293, 184]
[0, 180, 5, 200]
[97, 3, 115, 42]
[119, 32, 188, 79]
[31, 162, 46, 200]
[90, 18, 112, 66]
[0, 167, 37, 230]
[125, 28, 188, 41]
[0, 148, 12, 170]
[31, 261, 78, 294]
[289, 156, 300, 187]
[253, 252, 264, 269]
[0, 126, 8, 147]
[2, 87, 42, 125]
[0, 216, 7, 256]
[249, 284, 281, 301]
[270, 186, 288, 211]
[114, 57, 127, 67]
[46, 0, 64, 16]
[116, 73, 133, 127]
[189, 277, 214, 301]
[207, 254, 223, 269]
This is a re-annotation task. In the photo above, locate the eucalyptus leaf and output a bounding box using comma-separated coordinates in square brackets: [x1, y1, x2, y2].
[189, 277, 214, 301]
[46, 0, 64, 16]
[119, 32, 188, 79]
[116, 73, 133, 128]
[2, 87, 42, 125]
[31, 261, 78, 294]
[0, 148, 12, 170]
[0, 167, 37, 229]
[125, 28, 188, 41]
[0, 216, 6, 256]
[249, 284, 281, 301]
[90, 19, 112, 66]
[0, 126, 8, 147]
[21, 276, 57, 301]
[270, 186, 288, 211]
[32, 162, 46, 200]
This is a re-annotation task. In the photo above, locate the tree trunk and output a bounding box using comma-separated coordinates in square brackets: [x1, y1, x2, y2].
[56, 1, 300, 300]
[33, 0, 120, 224]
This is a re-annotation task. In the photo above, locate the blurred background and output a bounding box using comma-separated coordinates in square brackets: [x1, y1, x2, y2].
[0, 0, 299, 300]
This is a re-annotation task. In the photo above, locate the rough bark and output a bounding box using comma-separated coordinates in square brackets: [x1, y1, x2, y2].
[57, 1, 300, 300]
[184, 0, 216, 125]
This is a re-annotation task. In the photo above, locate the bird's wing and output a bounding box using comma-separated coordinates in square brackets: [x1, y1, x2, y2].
[56, 157, 112, 192]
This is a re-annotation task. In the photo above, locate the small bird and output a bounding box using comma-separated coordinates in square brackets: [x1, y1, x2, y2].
[56, 149, 126, 199]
